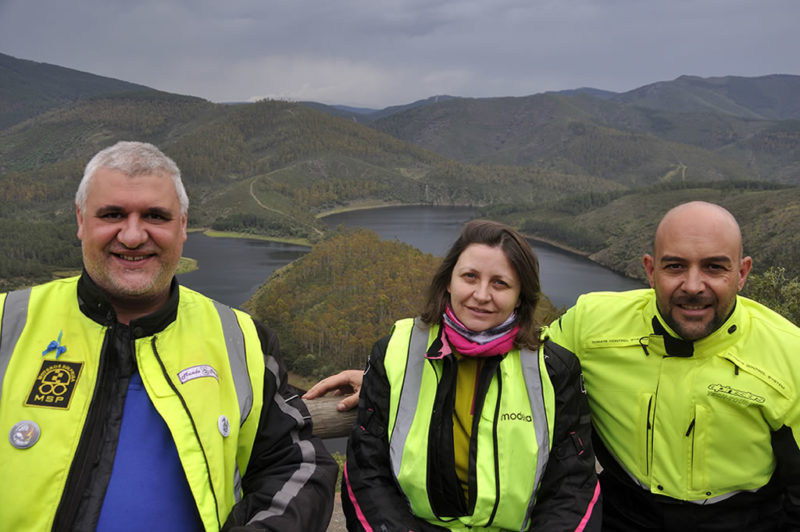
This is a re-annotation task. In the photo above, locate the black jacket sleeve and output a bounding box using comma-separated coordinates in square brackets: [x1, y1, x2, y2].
[773, 425, 800, 531]
[223, 321, 339, 532]
[340, 336, 447, 532]
[529, 339, 602, 531]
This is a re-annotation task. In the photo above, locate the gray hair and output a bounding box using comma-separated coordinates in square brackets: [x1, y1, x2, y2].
[75, 141, 189, 215]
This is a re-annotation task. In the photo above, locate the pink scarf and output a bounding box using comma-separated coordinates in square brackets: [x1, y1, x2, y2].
[440, 305, 519, 358]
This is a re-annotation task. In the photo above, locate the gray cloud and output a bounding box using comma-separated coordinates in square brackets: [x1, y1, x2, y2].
[1, 0, 798, 107]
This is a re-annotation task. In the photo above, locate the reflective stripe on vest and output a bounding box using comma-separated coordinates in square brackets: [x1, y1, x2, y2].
[389, 318, 430, 477]
[519, 341, 550, 531]
[389, 318, 551, 531]
[213, 300, 253, 426]
[213, 300, 253, 503]
[0, 288, 32, 402]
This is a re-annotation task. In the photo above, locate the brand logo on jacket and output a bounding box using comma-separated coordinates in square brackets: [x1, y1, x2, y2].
[707, 383, 765, 406]
[500, 411, 533, 422]
[25, 360, 83, 409]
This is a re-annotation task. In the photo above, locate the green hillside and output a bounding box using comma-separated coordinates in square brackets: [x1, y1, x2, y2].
[0, 88, 626, 286]
[2, 53, 800, 296]
[483, 181, 800, 280]
[0, 52, 157, 129]
[613, 74, 800, 120]
[371, 93, 755, 184]
[369, 77, 800, 185]
[244, 228, 560, 377]
[0, 84, 629, 220]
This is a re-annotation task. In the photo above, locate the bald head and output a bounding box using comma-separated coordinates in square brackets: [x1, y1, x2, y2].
[653, 201, 744, 260]
[643, 201, 752, 340]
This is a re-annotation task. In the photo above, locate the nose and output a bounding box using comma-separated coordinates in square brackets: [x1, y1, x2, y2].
[117, 215, 148, 248]
[473, 282, 491, 302]
[682, 266, 706, 294]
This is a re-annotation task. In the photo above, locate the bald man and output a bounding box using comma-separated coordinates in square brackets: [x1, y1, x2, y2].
[547, 201, 800, 531]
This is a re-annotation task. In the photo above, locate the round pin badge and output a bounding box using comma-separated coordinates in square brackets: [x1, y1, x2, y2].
[9, 420, 41, 449]
[218, 415, 231, 437]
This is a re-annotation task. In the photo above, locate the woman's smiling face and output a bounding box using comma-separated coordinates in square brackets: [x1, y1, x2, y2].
[447, 243, 521, 332]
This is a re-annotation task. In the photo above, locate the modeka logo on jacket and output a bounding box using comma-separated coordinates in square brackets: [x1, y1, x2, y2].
[500, 411, 533, 422]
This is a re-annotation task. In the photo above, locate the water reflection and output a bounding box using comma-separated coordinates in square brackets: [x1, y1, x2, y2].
[178, 234, 308, 308]
[178, 208, 644, 309]
[323, 206, 643, 308]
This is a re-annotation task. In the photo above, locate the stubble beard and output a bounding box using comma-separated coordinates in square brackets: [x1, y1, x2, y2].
[663, 294, 728, 341]
[85, 251, 175, 307]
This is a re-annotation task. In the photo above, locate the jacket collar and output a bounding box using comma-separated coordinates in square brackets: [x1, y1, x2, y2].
[649, 292, 743, 357]
[77, 270, 180, 338]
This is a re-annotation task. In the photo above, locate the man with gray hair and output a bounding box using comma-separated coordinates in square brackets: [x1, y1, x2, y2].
[0, 141, 337, 530]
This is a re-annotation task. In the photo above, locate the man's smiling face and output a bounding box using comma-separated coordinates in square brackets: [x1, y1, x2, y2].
[643, 202, 752, 341]
[77, 167, 187, 315]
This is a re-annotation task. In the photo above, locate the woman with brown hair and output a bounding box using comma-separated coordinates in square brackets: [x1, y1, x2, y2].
[339, 219, 601, 531]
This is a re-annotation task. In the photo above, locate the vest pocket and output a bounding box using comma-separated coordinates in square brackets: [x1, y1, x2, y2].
[689, 404, 709, 491]
[690, 400, 772, 494]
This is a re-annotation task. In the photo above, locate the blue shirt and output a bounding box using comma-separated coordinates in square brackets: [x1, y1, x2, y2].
[97, 372, 203, 531]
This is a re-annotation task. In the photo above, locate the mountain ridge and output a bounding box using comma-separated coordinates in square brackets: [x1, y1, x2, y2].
[3, 52, 800, 288]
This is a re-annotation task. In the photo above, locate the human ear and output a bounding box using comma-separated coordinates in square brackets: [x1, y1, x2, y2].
[642, 254, 656, 288]
[76, 206, 85, 240]
[737, 256, 753, 291]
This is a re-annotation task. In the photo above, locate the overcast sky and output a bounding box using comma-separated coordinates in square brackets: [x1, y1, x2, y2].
[1, 0, 798, 109]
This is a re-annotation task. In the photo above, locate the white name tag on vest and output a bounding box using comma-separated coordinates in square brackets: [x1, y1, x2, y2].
[178, 365, 219, 384]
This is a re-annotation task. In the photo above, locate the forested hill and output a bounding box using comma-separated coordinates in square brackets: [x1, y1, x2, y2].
[365, 75, 800, 185]
[480, 182, 800, 279]
[2, 52, 800, 292]
[244, 229, 561, 377]
[0, 52, 157, 129]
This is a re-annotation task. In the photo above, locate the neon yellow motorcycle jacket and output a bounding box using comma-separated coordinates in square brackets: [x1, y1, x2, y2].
[546, 288, 800, 504]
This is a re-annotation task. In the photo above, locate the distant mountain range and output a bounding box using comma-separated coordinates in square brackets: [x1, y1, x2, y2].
[300, 95, 459, 124]
[2, 51, 800, 287]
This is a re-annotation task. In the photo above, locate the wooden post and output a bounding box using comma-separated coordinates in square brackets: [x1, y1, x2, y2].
[303, 395, 358, 439]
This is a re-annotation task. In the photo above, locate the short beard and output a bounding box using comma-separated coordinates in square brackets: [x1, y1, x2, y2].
[663, 294, 731, 341]
[663, 312, 719, 341]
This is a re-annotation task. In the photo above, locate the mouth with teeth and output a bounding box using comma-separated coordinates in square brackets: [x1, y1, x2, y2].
[679, 303, 710, 310]
[111, 251, 156, 265]
[672, 296, 715, 319]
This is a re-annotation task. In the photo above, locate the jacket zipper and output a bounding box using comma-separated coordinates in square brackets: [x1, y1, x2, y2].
[150, 336, 222, 529]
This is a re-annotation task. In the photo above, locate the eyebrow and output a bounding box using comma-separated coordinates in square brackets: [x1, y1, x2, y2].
[659, 255, 733, 264]
[94, 205, 124, 214]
